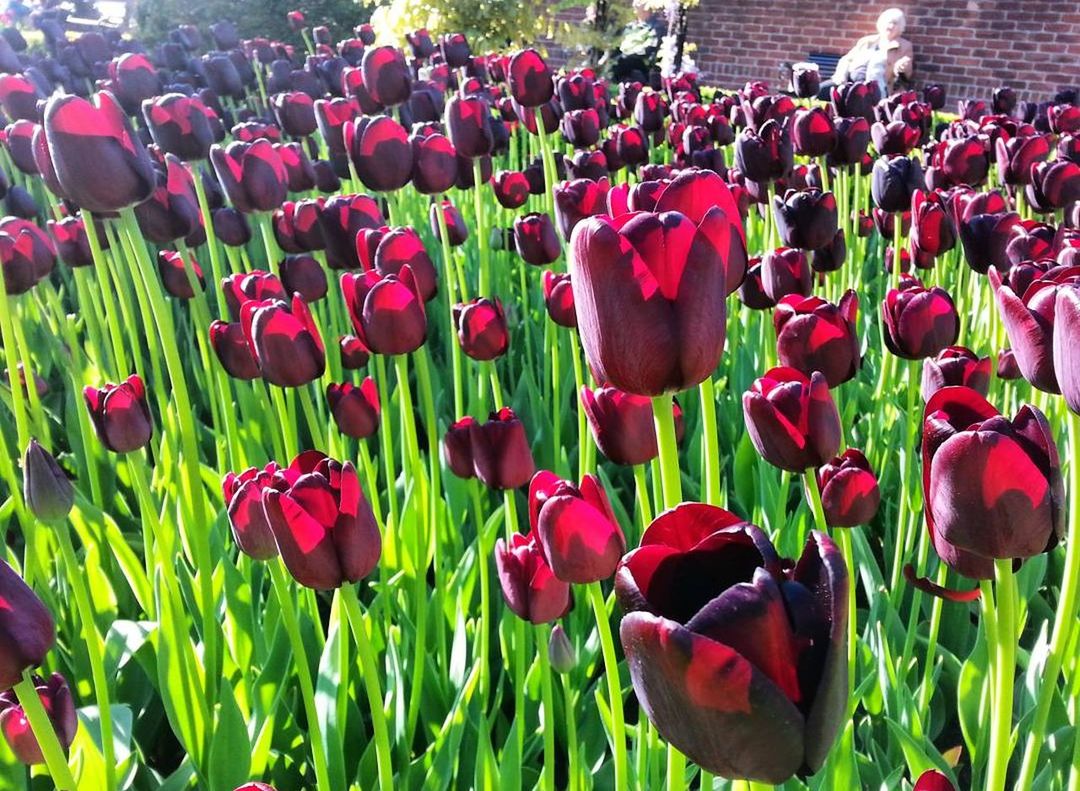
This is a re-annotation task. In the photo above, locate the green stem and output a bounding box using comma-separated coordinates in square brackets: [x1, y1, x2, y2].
[340, 584, 395, 790]
[0, 274, 30, 453]
[561, 674, 580, 791]
[12, 671, 78, 791]
[586, 581, 627, 791]
[537, 624, 556, 791]
[267, 562, 332, 791]
[698, 377, 721, 505]
[651, 395, 682, 509]
[472, 158, 490, 295]
[470, 480, 492, 710]
[633, 463, 653, 534]
[985, 559, 1017, 791]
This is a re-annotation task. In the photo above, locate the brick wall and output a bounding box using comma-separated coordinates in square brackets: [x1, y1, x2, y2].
[686, 0, 1079, 105]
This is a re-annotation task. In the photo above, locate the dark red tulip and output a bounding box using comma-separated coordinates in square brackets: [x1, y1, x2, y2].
[240, 294, 326, 387]
[407, 28, 435, 59]
[430, 200, 468, 246]
[1052, 285, 1080, 414]
[871, 155, 924, 213]
[232, 122, 282, 144]
[553, 178, 609, 242]
[1027, 159, 1080, 212]
[560, 108, 599, 149]
[543, 270, 576, 328]
[315, 97, 360, 158]
[558, 72, 595, 111]
[209, 320, 260, 381]
[829, 116, 871, 167]
[634, 89, 665, 133]
[761, 247, 811, 302]
[213, 207, 252, 247]
[43, 91, 156, 213]
[508, 49, 553, 108]
[210, 140, 288, 214]
[269, 91, 317, 138]
[612, 125, 649, 169]
[222, 270, 287, 321]
[346, 115, 413, 192]
[772, 189, 837, 251]
[48, 217, 93, 269]
[958, 211, 1021, 274]
[998, 348, 1021, 380]
[143, 93, 217, 161]
[327, 379, 380, 439]
[342, 67, 384, 114]
[454, 297, 509, 361]
[84, 374, 153, 453]
[1048, 104, 1080, 135]
[341, 267, 427, 355]
[790, 107, 836, 158]
[492, 170, 530, 209]
[439, 32, 471, 69]
[410, 132, 457, 195]
[1005, 221, 1054, 266]
[339, 334, 370, 370]
[3, 121, 40, 176]
[280, 254, 327, 303]
[222, 462, 283, 560]
[157, 250, 204, 300]
[0, 559, 54, 690]
[871, 120, 920, 156]
[923, 387, 1063, 579]
[817, 449, 880, 527]
[361, 45, 411, 107]
[790, 63, 821, 99]
[443, 416, 477, 479]
[580, 385, 683, 467]
[0, 223, 54, 296]
[743, 367, 840, 472]
[921, 346, 991, 402]
[513, 212, 561, 266]
[910, 190, 956, 258]
[136, 154, 202, 244]
[274, 199, 326, 254]
[615, 504, 847, 782]
[566, 149, 607, 181]
[995, 134, 1051, 185]
[317, 193, 384, 269]
[914, 770, 956, 791]
[923, 84, 946, 110]
[446, 95, 493, 159]
[360, 225, 438, 302]
[454, 152, 493, 190]
[570, 208, 730, 396]
[0, 673, 76, 764]
[263, 451, 381, 589]
[935, 136, 990, 187]
[812, 229, 847, 273]
[774, 291, 860, 388]
[882, 275, 960, 360]
[495, 531, 570, 624]
[733, 119, 792, 183]
[1059, 134, 1080, 165]
[529, 471, 625, 584]
[0, 73, 40, 122]
[469, 407, 535, 490]
[831, 80, 879, 121]
[275, 142, 316, 193]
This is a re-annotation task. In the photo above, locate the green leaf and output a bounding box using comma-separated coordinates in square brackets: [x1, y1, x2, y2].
[208, 680, 251, 791]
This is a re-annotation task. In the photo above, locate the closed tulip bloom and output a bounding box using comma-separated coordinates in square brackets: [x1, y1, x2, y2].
[276, 142, 316, 193]
[560, 108, 600, 148]
[871, 155, 924, 213]
[495, 532, 571, 624]
[581, 384, 684, 466]
[315, 97, 360, 158]
[613, 125, 649, 168]
[1048, 104, 1080, 135]
[222, 270, 287, 321]
[995, 134, 1051, 185]
[774, 291, 860, 388]
[470, 407, 535, 490]
[274, 199, 326, 253]
[812, 228, 847, 273]
[570, 208, 730, 396]
[2, 121, 38, 177]
[143, 93, 217, 161]
[222, 462, 283, 560]
[0, 73, 40, 122]
[454, 297, 509, 361]
[921, 345, 991, 402]
[817, 449, 880, 527]
[923, 84, 946, 110]
[1052, 285, 1080, 415]
[136, 155, 202, 244]
[910, 190, 956, 258]
[790, 107, 836, 158]
[22, 440, 73, 523]
[211, 140, 288, 213]
[270, 91, 317, 137]
[743, 367, 840, 472]
[514, 212, 561, 266]
[157, 250, 204, 300]
[871, 120, 920, 156]
[338, 334, 370, 370]
[831, 80, 879, 121]
[1005, 221, 1053, 267]
[761, 247, 811, 302]
[430, 200, 469, 246]
[923, 387, 1063, 578]
[882, 275, 960, 360]
[443, 416, 477, 479]
[240, 295, 326, 387]
[446, 95, 494, 159]
[529, 470, 625, 584]
[213, 207, 253, 247]
[361, 45, 411, 107]
[209, 320, 261, 380]
[327, 379, 380, 439]
[0, 673, 76, 764]
[0, 560, 54, 690]
[280, 254, 327, 303]
[410, 132, 457, 195]
[554, 177, 609, 241]
[1027, 159, 1080, 212]
[828, 116, 871, 167]
[543, 270, 576, 327]
[914, 770, 956, 791]
[319, 193, 384, 269]
[493, 171, 530, 211]
[958, 211, 1021, 274]
[84, 374, 152, 453]
[733, 119, 792, 183]
[0, 227, 53, 296]
[341, 267, 427, 355]
[263, 451, 381, 589]
[439, 32, 471, 68]
[346, 115, 413, 192]
[566, 149, 607, 180]
[43, 91, 156, 213]
[772, 189, 837, 251]
[790, 63, 821, 98]
[615, 504, 847, 782]
[934, 136, 990, 187]
[634, 89, 665, 132]
[508, 48, 554, 108]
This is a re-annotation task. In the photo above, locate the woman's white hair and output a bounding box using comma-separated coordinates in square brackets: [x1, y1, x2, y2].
[877, 7, 907, 34]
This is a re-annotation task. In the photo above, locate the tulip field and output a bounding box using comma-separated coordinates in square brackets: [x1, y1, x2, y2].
[2, 11, 1080, 791]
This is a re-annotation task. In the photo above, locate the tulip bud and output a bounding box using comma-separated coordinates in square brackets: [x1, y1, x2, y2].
[209, 321, 260, 381]
[443, 416, 477, 479]
[817, 449, 881, 527]
[831, 80, 879, 121]
[922, 346, 991, 402]
[361, 46, 412, 107]
[492, 170, 530, 209]
[339, 334, 370, 370]
[548, 625, 576, 673]
[774, 291, 860, 388]
[743, 367, 841, 472]
[430, 200, 469, 247]
[327, 379, 380, 439]
[22, 440, 73, 523]
[454, 298, 509, 361]
[790, 62, 821, 99]
[280, 254, 327, 303]
[0, 559, 55, 689]
[495, 532, 570, 624]
[0, 673, 76, 764]
[871, 155, 924, 213]
[870, 120, 921, 156]
[542, 271, 576, 328]
[760, 247, 811, 302]
[772, 189, 837, 251]
[157, 250, 204, 300]
[222, 463, 282, 560]
[508, 49, 554, 108]
[914, 770, 956, 791]
[882, 276, 960, 360]
[84, 375, 153, 454]
[341, 267, 427, 356]
[470, 407, 535, 490]
[733, 119, 792, 183]
[790, 107, 836, 158]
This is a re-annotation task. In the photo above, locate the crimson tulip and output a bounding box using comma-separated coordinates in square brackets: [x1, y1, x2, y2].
[553, 178, 609, 242]
[790, 107, 836, 158]
[240, 295, 326, 387]
[469, 407, 535, 490]
[772, 189, 837, 251]
[760, 247, 811, 302]
[495, 532, 570, 624]
[361, 46, 411, 107]
[743, 367, 841, 472]
[222, 270, 287, 321]
[922, 346, 991, 402]
[817, 449, 880, 527]
[0, 673, 75, 764]
[346, 115, 413, 192]
[223, 462, 283, 560]
[209, 320, 261, 380]
[84, 374, 152, 453]
[210, 140, 288, 213]
[508, 49, 554, 108]
[454, 298, 509, 361]
[341, 267, 427, 355]
[882, 275, 960, 360]
[513, 212, 560, 266]
[327, 379, 380, 439]
[774, 291, 860, 388]
[542, 271, 576, 328]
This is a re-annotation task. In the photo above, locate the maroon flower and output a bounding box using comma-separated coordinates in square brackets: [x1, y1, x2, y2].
[831, 80, 879, 121]
[910, 189, 956, 258]
[439, 32, 471, 69]
[83, 374, 153, 453]
[1048, 104, 1080, 135]
[933, 136, 990, 187]
[274, 199, 327, 254]
[361, 45, 411, 107]
[871, 155, 924, 213]
[223, 462, 283, 560]
[209, 320, 261, 380]
[48, 217, 93, 269]
[0, 73, 40, 122]
[743, 367, 841, 472]
[280, 254, 327, 303]
[772, 189, 837, 251]
[553, 177, 609, 242]
[829, 117, 871, 166]
[923, 387, 1063, 579]
[144, 93, 218, 162]
[733, 119, 792, 183]
[469, 407, 536, 490]
[210, 140, 288, 213]
[514, 212, 561, 266]
[443, 417, 477, 479]
[760, 247, 811, 302]
[569, 208, 731, 396]
[263, 451, 381, 589]
[495, 532, 570, 624]
[922, 346, 991, 402]
[543, 270, 576, 328]
[454, 297, 509, 361]
[315, 97, 360, 158]
[4, 121, 39, 175]
[409, 131, 457, 195]
[339, 334, 370, 370]
[615, 504, 847, 782]
[529, 470, 625, 584]
[43, 91, 156, 213]
[580, 384, 684, 466]
[492, 170, 530, 209]
[222, 270, 287, 321]
[790, 107, 836, 158]
[871, 120, 921, 156]
[995, 134, 1051, 185]
[560, 108, 600, 148]
[923, 84, 946, 110]
[958, 211, 1022, 273]
[914, 770, 956, 791]
[508, 48, 554, 108]
[341, 267, 427, 355]
[0, 674, 76, 764]
[634, 89, 666, 132]
[1052, 284, 1080, 414]
[270, 91, 317, 138]
[0, 220, 55, 296]
[0, 559, 55, 690]
[817, 449, 880, 527]
[430, 200, 469, 246]
[157, 250, 204, 300]
[774, 291, 860, 388]
[327, 379, 380, 439]
[1027, 159, 1080, 212]
[136, 154, 202, 244]
[240, 294, 326, 387]
[882, 275, 960, 360]
[346, 115, 413, 192]
[318, 193, 385, 269]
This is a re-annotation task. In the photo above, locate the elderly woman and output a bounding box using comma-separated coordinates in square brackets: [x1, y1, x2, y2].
[820, 8, 914, 98]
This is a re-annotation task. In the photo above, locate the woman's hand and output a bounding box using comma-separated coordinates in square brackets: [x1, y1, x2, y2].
[894, 55, 913, 76]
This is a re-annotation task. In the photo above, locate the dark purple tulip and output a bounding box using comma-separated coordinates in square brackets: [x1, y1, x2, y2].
[508, 49, 553, 108]
[514, 212, 561, 266]
[446, 95, 493, 159]
[157, 250, 204, 300]
[341, 267, 427, 355]
[554, 177, 609, 242]
[84, 375, 153, 453]
[0, 559, 55, 690]
[270, 91, 317, 138]
[882, 275, 960, 360]
[280, 253, 327, 302]
[470, 407, 535, 490]
[361, 45, 411, 107]
[733, 119, 792, 183]
[958, 211, 1021, 274]
[922, 346, 992, 402]
[410, 132, 457, 195]
[790, 107, 836, 158]
[346, 115, 413, 193]
[136, 154, 202, 244]
[317, 193, 384, 269]
[744, 367, 841, 472]
[772, 189, 837, 251]
[0, 673, 75, 764]
[210, 140, 288, 213]
[871, 155, 924, 213]
[209, 320, 260, 380]
[817, 449, 880, 527]
[454, 297, 509, 361]
[543, 270, 576, 328]
[144, 93, 217, 161]
[761, 247, 811, 302]
[829, 116, 871, 166]
[327, 379, 380, 439]
[495, 531, 570, 624]
[240, 294, 326, 387]
[995, 134, 1051, 185]
[774, 291, 860, 388]
[430, 200, 468, 246]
